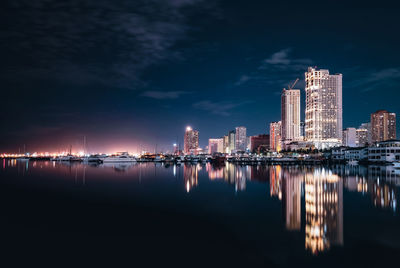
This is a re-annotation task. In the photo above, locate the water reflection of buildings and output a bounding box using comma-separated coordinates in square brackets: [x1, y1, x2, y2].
[338, 165, 399, 212]
[281, 167, 302, 231]
[206, 163, 249, 192]
[183, 164, 199, 192]
[270, 165, 282, 199]
[305, 169, 343, 254]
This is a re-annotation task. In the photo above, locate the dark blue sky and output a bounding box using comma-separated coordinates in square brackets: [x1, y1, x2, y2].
[1, 0, 399, 153]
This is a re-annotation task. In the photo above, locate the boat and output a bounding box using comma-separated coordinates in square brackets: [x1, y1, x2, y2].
[393, 162, 400, 169]
[348, 159, 359, 165]
[102, 152, 136, 163]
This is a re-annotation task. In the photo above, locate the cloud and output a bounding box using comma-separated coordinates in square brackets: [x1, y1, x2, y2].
[193, 100, 251, 116]
[234, 75, 251, 86]
[1, 0, 216, 90]
[141, 90, 189, 99]
[260, 48, 313, 71]
[345, 67, 400, 92]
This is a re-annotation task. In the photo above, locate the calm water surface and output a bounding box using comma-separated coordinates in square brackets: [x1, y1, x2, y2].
[1, 159, 400, 267]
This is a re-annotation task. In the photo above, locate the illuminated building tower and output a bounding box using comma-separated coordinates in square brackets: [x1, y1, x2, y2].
[281, 88, 301, 142]
[305, 67, 343, 149]
[282, 169, 301, 231]
[228, 130, 236, 153]
[223, 135, 229, 153]
[305, 169, 343, 254]
[355, 128, 368, 147]
[359, 122, 372, 144]
[184, 126, 199, 154]
[371, 110, 396, 143]
[235, 126, 247, 151]
[269, 121, 282, 152]
[208, 138, 224, 154]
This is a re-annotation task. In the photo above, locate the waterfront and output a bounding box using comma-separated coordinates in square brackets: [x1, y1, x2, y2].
[1, 160, 400, 267]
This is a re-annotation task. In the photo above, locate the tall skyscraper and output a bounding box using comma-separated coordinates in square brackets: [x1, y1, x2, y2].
[305, 67, 343, 149]
[371, 110, 396, 143]
[184, 126, 199, 154]
[281, 88, 301, 142]
[208, 138, 224, 154]
[228, 130, 236, 153]
[235, 126, 247, 151]
[223, 135, 229, 153]
[270, 121, 282, 152]
[356, 128, 368, 147]
[359, 122, 372, 145]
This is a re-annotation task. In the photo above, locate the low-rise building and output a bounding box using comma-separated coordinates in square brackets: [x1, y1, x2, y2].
[344, 147, 368, 160]
[368, 140, 400, 162]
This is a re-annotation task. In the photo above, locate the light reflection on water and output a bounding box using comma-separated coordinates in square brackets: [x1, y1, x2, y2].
[1, 160, 399, 256]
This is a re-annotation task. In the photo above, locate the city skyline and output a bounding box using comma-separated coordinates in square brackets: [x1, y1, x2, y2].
[1, 1, 400, 153]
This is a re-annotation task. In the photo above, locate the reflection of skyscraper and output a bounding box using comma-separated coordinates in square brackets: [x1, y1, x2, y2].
[282, 169, 301, 231]
[270, 165, 282, 199]
[183, 164, 198, 192]
[184, 126, 199, 154]
[305, 169, 343, 254]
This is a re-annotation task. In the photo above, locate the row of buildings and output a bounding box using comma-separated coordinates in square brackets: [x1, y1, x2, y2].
[269, 67, 397, 151]
[184, 66, 397, 155]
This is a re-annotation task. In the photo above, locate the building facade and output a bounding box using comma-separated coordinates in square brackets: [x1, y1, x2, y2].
[371, 110, 396, 143]
[223, 135, 229, 154]
[368, 140, 400, 162]
[228, 130, 236, 153]
[184, 126, 199, 154]
[343, 128, 357, 147]
[281, 89, 301, 143]
[270, 121, 282, 152]
[305, 67, 343, 149]
[356, 128, 368, 147]
[235, 126, 247, 151]
[208, 138, 224, 154]
[250, 134, 270, 153]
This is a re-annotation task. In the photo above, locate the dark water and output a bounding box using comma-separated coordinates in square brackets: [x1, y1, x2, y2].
[1, 159, 400, 267]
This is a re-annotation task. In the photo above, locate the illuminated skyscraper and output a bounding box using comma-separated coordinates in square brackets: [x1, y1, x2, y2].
[235, 126, 247, 151]
[342, 127, 357, 147]
[223, 135, 229, 153]
[305, 67, 343, 149]
[228, 130, 236, 153]
[269, 121, 281, 152]
[371, 110, 396, 143]
[184, 126, 199, 154]
[281, 89, 301, 142]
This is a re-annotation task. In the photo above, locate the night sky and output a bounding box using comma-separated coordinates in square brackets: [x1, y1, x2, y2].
[1, 0, 399, 153]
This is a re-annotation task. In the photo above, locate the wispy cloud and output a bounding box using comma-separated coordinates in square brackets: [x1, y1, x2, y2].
[193, 100, 251, 116]
[234, 75, 251, 86]
[141, 90, 190, 99]
[260, 48, 313, 71]
[345, 67, 400, 92]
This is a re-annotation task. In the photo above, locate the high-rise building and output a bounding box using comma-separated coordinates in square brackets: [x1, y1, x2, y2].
[270, 121, 282, 152]
[208, 138, 224, 154]
[281, 88, 301, 142]
[250, 134, 270, 153]
[356, 128, 368, 147]
[223, 135, 229, 154]
[184, 126, 199, 154]
[371, 110, 396, 143]
[342, 128, 357, 147]
[359, 122, 372, 145]
[235, 126, 247, 151]
[305, 67, 343, 149]
[228, 130, 236, 153]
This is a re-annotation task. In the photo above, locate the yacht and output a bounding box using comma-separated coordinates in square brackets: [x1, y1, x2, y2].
[393, 162, 400, 169]
[102, 152, 136, 163]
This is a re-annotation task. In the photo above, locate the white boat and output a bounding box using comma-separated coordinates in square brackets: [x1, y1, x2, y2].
[393, 162, 400, 169]
[348, 159, 359, 165]
[103, 152, 136, 163]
